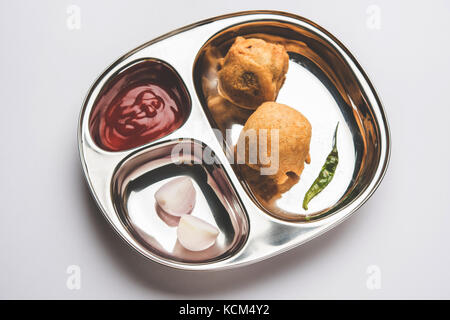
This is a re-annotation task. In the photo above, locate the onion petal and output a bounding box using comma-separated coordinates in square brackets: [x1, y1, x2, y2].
[177, 215, 219, 251]
[154, 177, 196, 216]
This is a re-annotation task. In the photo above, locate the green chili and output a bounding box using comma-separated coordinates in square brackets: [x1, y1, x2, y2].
[302, 123, 339, 210]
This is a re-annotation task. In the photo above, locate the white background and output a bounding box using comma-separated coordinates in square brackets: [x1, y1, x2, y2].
[1, 0, 449, 299]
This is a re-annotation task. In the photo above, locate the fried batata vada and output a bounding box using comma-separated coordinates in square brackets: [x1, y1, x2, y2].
[236, 102, 312, 184]
[218, 37, 289, 109]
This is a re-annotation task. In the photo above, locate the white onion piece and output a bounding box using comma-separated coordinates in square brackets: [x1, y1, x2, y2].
[154, 177, 196, 216]
[177, 215, 219, 251]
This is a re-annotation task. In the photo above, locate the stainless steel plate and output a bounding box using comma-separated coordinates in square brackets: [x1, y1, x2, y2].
[78, 11, 390, 271]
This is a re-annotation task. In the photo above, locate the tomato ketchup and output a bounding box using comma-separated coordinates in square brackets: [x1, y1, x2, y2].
[89, 60, 190, 151]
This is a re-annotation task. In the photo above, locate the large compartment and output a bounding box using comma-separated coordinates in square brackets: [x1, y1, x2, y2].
[193, 20, 383, 221]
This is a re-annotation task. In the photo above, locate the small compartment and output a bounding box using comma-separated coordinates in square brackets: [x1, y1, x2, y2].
[111, 139, 249, 264]
[89, 59, 191, 151]
[193, 21, 383, 221]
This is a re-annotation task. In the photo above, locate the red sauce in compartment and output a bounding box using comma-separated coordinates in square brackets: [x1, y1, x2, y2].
[89, 60, 190, 151]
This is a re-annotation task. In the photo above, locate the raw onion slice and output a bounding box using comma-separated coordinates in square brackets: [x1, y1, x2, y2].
[154, 177, 196, 216]
[177, 215, 219, 251]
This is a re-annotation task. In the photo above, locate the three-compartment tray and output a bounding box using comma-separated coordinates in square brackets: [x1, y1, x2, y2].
[78, 11, 390, 271]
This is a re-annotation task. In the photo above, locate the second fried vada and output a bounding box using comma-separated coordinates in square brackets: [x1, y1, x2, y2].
[236, 102, 312, 185]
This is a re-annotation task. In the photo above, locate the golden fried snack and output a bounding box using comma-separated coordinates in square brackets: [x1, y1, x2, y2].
[239, 164, 300, 203]
[236, 102, 311, 185]
[218, 37, 289, 109]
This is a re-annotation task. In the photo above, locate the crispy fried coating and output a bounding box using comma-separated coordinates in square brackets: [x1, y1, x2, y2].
[237, 102, 312, 185]
[218, 37, 289, 109]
